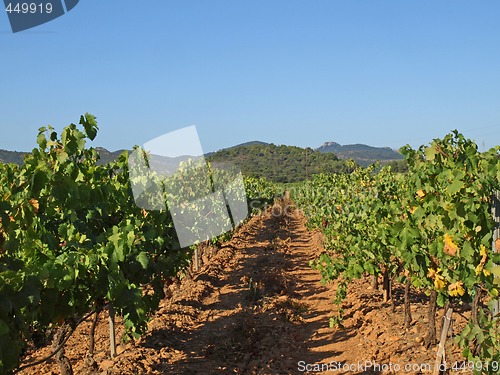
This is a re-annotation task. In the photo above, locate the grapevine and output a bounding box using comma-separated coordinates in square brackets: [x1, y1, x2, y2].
[293, 131, 500, 372]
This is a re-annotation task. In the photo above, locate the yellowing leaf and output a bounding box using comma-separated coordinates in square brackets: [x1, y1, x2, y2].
[434, 274, 446, 291]
[29, 198, 39, 213]
[480, 244, 487, 257]
[448, 281, 465, 297]
[416, 189, 426, 199]
[475, 264, 484, 276]
[475, 245, 489, 276]
[427, 267, 442, 279]
[444, 234, 458, 256]
[428, 267, 447, 290]
[427, 268, 437, 278]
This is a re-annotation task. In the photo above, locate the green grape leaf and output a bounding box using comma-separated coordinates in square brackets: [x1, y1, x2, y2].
[447, 179, 464, 195]
[136, 252, 149, 269]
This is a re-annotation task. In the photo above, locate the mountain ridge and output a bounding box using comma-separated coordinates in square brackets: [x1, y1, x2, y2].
[316, 141, 404, 167]
[0, 140, 405, 172]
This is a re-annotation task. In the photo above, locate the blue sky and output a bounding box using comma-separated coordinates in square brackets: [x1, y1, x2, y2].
[1, 1, 500, 154]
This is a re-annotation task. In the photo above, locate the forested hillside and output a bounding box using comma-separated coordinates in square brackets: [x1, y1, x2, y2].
[0, 149, 28, 165]
[207, 143, 354, 182]
[1, 141, 407, 180]
[0, 148, 124, 166]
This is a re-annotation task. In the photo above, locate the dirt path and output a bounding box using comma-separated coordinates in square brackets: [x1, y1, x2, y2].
[19, 206, 472, 375]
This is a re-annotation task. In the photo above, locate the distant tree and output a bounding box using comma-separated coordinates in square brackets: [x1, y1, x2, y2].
[207, 143, 354, 182]
[386, 159, 408, 173]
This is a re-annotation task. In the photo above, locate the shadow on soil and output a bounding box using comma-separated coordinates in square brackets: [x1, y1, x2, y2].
[139, 211, 350, 374]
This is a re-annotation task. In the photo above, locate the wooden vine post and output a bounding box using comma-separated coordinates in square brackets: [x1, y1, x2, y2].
[491, 191, 500, 319]
[425, 290, 438, 347]
[433, 308, 453, 375]
[403, 277, 412, 330]
[109, 303, 117, 359]
[382, 269, 391, 303]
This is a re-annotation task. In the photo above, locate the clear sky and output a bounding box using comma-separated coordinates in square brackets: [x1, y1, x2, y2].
[1, 1, 500, 154]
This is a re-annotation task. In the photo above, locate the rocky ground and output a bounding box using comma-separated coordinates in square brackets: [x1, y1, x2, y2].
[18, 205, 472, 375]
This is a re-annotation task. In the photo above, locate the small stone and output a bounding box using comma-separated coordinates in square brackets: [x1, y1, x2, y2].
[100, 359, 114, 371]
[116, 346, 126, 355]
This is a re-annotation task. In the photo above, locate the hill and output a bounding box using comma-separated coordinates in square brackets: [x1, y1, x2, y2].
[93, 147, 128, 165]
[317, 141, 404, 167]
[0, 149, 29, 165]
[1, 141, 407, 178]
[204, 141, 268, 157]
[207, 143, 353, 183]
[229, 140, 268, 148]
[0, 148, 126, 166]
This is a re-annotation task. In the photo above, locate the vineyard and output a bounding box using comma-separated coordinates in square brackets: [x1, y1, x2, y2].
[292, 131, 500, 374]
[0, 115, 280, 374]
[1, 116, 500, 374]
